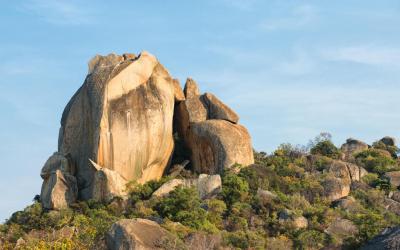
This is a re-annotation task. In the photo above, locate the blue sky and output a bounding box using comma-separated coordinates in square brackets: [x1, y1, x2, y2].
[1, 0, 399, 221]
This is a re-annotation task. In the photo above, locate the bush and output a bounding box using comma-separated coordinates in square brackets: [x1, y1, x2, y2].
[222, 172, 249, 208]
[155, 187, 215, 231]
[310, 140, 340, 159]
[355, 149, 398, 174]
[295, 230, 327, 249]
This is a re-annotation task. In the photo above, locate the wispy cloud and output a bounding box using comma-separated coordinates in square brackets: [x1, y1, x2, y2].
[321, 45, 400, 68]
[259, 5, 318, 31]
[220, 0, 260, 11]
[20, 0, 93, 25]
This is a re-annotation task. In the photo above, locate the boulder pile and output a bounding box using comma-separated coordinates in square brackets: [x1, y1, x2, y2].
[39, 51, 254, 209]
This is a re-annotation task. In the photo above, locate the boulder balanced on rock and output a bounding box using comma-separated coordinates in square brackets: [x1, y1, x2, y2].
[175, 79, 254, 174]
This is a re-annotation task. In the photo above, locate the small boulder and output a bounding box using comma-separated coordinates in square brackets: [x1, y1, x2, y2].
[40, 170, 78, 210]
[201, 93, 239, 123]
[152, 174, 221, 199]
[323, 176, 350, 202]
[384, 171, 400, 187]
[106, 219, 182, 250]
[333, 196, 360, 212]
[278, 209, 308, 229]
[380, 136, 396, 147]
[325, 218, 358, 243]
[340, 138, 369, 161]
[197, 174, 222, 199]
[152, 179, 194, 198]
[361, 226, 400, 250]
[384, 198, 400, 216]
[183, 78, 200, 98]
[391, 191, 400, 203]
[256, 189, 277, 203]
[292, 216, 308, 229]
[91, 160, 129, 202]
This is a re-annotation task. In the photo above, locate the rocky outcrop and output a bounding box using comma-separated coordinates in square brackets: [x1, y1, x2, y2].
[106, 219, 182, 250]
[278, 209, 308, 229]
[152, 174, 222, 199]
[58, 52, 183, 200]
[384, 171, 400, 187]
[175, 79, 254, 174]
[40, 153, 78, 210]
[256, 189, 277, 203]
[380, 136, 396, 146]
[340, 138, 369, 161]
[322, 160, 368, 202]
[361, 226, 400, 250]
[325, 218, 358, 243]
[39, 51, 254, 206]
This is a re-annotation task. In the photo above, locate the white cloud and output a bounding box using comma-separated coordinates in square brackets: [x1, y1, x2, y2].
[259, 4, 318, 31]
[20, 0, 93, 25]
[321, 45, 400, 68]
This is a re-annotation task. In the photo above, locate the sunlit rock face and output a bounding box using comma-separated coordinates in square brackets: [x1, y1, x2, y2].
[58, 51, 184, 200]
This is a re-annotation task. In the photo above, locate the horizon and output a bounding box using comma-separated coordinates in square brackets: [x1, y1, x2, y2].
[1, 0, 400, 222]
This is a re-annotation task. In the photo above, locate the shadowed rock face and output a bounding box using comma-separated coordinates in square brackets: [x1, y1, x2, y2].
[58, 52, 183, 200]
[175, 79, 254, 174]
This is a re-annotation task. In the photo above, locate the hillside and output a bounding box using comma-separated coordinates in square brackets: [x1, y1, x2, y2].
[1, 52, 400, 250]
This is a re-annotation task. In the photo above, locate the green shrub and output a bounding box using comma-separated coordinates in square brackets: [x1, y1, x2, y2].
[355, 149, 397, 174]
[295, 230, 327, 249]
[155, 187, 215, 231]
[310, 140, 340, 159]
[222, 172, 249, 208]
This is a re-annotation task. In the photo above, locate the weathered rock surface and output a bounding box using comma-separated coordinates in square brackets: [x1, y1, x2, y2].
[256, 189, 277, 203]
[152, 174, 221, 199]
[106, 219, 182, 250]
[152, 179, 194, 198]
[58, 51, 183, 200]
[40, 153, 78, 209]
[384, 198, 400, 216]
[333, 196, 360, 212]
[322, 161, 352, 201]
[325, 218, 358, 243]
[197, 174, 222, 199]
[39, 51, 254, 206]
[202, 93, 239, 123]
[188, 120, 253, 174]
[385, 171, 400, 187]
[91, 160, 128, 202]
[340, 138, 369, 161]
[176, 79, 254, 174]
[361, 226, 400, 250]
[391, 191, 400, 203]
[278, 209, 308, 229]
[41, 170, 78, 210]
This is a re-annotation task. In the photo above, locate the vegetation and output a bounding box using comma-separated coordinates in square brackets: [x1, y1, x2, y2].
[1, 134, 400, 249]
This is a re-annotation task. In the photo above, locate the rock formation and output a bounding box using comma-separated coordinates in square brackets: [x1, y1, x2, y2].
[152, 174, 222, 199]
[40, 153, 78, 210]
[39, 51, 254, 208]
[106, 219, 182, 250]
[340, 138, 369, 161]
[175, 79, 254, 174]
[362, 226, 400, 250]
